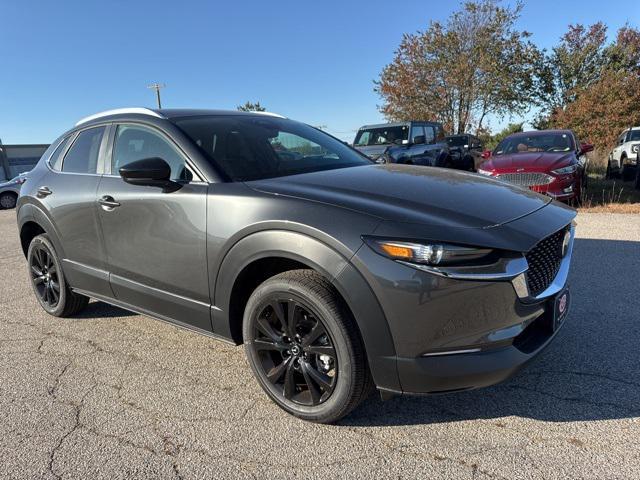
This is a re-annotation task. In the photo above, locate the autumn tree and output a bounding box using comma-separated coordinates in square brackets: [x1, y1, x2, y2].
[237, 101, 266, 112]
[375, 0, 542, 134]
[539, 23, 640, 149]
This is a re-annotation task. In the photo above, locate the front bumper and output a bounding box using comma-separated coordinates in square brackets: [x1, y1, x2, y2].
[353, 222, 575, 395]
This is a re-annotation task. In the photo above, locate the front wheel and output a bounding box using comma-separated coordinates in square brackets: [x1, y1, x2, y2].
[243, 270, 372, 423]
[27, 234, 89, 317]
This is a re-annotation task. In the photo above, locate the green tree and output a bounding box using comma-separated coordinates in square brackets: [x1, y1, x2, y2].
[486, 122, 523, 150]
[375, 0, 542, 134]
[237, 101, 266, 112]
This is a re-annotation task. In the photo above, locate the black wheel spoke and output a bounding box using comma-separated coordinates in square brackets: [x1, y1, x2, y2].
[49, 285, 59, 303]
[300, 360, 322, 405]
[33, 276, 44, 285]
[306, 344, 336, 356]
[269, 300, 290, 336]
[254, 338, 288, 352]
[50, 279, 60, 293]
[283, 361, 296, 400]
[301, 360, 333, 392]
[31, 265, 43, 277]
[287, 301, 301, 337]
[266, 357, 291, 383]
[48, 264, 57, 274]
[301, 322, 326, 348]
[256, 317, 283, 343]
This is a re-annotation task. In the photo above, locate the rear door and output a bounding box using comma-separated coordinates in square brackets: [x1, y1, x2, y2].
[39, 125, 112, 296]
[96, 123, 211, 330]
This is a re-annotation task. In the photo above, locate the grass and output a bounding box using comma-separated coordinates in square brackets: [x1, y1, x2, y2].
[578, 154, 640, 212]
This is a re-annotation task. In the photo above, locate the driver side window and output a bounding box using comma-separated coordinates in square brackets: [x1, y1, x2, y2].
[112, 124, 191, 181]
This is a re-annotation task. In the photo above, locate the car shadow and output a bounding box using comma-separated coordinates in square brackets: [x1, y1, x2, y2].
[74, 300, 138, 319]
[341, 238, 640, 427]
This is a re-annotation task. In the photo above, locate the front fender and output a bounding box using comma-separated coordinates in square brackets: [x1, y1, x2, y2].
[213, 230, 401, 392]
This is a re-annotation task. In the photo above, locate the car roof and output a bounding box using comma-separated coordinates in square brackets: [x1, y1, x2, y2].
[358, 121, 440, 130]
[74, 107, 286, 127]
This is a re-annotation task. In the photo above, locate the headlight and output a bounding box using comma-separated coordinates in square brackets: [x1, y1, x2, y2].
[364, 238, 493, 266]
[632, 144, 639, 153]
[477, 168, 493, 176]
[551, 164, 577, 175]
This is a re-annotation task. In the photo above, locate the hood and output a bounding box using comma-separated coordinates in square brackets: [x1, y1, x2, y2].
[354, 145, 389, 159]
[483, 152, 574, 171]
[247, 164, 552, 229]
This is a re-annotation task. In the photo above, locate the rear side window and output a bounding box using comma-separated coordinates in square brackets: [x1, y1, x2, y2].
[62, 127, 105, 174]
[48, 136, 72, 171]
[424, 125, 435, 144]
[411, 126, 425, 143]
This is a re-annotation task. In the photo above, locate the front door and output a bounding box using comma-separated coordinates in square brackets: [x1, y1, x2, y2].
[96, 123, 210, 331]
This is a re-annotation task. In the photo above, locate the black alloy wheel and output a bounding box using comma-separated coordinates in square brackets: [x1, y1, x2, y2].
[251, 297, 337, 406]
[27, 234, 89, 317]
[243, 270, 372, 423]
[0, 192, 17, 209]
[30, 242, 60, 309]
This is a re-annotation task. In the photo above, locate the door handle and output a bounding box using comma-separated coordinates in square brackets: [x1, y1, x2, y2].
[98, 195, 121, 210]
[37, 186, 53, 197]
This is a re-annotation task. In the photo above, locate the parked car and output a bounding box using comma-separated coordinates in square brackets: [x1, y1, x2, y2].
[18, 108, 576, 423]
[478, 130, 592, 204]
[0, 171, 29, 209]
[445, 134, 484, 171]
[606, 126, 640, 180]
[353, 121, 452, 167]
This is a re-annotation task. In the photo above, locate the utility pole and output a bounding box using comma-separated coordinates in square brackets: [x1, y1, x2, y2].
[147, 83, 166, 109]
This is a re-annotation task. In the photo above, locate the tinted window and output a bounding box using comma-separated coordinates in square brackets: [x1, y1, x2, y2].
[424, 125, 435, 144]
[353, 125, 409, 146]
[174, 116, 371, 181]
[446, 136, 468, 147]
[62, 127, 105, 173]
[628, 130, 640, 142]
[113, 125, 189, 181]
[49, 136, 72, 171]
[411, 126, 425, 143]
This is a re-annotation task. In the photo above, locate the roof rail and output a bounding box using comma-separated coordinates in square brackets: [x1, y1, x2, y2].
[75, 108, 165, 126]
[249, 111, 286, 119]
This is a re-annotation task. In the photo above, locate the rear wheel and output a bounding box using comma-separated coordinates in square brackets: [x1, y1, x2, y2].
[0, 192, 17, 209]
[27, 234, 88, 317]
[634, 161, 640, 190]
[243, 270, 372, 423]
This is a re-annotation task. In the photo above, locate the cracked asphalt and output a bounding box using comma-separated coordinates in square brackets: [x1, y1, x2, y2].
[0, 209, 639, 479]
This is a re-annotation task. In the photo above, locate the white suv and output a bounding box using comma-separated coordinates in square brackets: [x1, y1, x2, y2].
[607, 127, 640, 180]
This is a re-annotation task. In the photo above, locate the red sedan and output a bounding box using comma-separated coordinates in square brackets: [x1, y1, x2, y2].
[477, 130, 593, 203]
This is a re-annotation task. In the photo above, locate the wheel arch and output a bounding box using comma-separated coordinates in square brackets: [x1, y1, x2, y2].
[212, 230, 400, 392]
[17, 203, 65, 259]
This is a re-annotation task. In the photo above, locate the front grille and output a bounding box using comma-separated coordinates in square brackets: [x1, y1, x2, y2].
[525, 227, 568, 296]
[496, 172, 555, 187]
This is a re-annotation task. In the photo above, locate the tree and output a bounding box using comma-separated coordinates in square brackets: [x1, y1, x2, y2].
[549, 71, 640, 149]
[237, 101, 266, 112]
[375, 0, 542, 134]
[486, 122, 523, 150]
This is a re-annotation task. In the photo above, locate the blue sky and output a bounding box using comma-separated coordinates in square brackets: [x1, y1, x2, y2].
[1, 0, 638, 144]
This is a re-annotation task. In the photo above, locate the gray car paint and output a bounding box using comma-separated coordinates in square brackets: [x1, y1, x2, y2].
[17, 109, 577, 395]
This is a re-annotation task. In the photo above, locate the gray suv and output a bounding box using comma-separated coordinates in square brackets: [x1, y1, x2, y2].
[353, 121, 452, 167]
[18, 108, 576, 423]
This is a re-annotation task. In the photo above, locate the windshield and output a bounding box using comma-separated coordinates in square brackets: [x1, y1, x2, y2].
[174, 115, 372, 181]
[354, 125, 409, 146]
[446, 136, 468, 147]
[629, 130, 640, 142]
[495, 132, 574, 155]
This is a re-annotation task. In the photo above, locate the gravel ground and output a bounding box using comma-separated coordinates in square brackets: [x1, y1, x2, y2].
[0, 209, 639, 479]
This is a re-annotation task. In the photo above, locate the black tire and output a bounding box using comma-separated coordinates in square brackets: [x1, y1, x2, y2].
[634, 163, 640, 190]
[27, 234, 89, 317]
[605, 159, 612, 180]
[0, 192, 17, 209]
[621, 155, 633, 181]
[243, 269, 372, 423]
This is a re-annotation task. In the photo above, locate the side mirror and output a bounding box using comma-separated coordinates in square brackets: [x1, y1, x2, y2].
[412, 135, 426, 145]
[119, 157, 177, 190]
[481, 150, 492, 159]
[580, 143, 594, 154]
